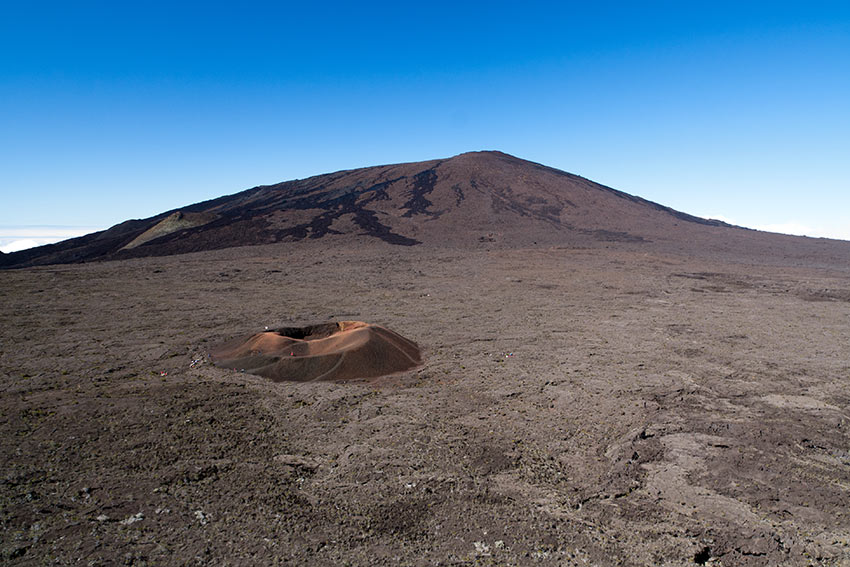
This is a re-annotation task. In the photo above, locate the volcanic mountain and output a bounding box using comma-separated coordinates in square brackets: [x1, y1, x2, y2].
[2, 151, 846, 268]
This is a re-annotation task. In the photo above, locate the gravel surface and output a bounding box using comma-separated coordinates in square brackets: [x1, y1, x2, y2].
[2, 240, 850, 566]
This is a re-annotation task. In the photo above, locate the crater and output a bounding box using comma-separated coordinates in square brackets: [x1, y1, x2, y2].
[210, 321, 422, 382]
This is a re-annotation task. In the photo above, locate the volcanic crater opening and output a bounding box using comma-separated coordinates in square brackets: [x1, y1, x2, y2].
[210, 321, 422, 382]
[273, 322, 351, 340]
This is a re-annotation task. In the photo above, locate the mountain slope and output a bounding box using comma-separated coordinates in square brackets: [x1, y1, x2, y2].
[1, 151, 844, 268]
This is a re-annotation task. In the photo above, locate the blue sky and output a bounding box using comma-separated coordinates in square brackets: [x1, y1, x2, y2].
[2, 1, 849, 251]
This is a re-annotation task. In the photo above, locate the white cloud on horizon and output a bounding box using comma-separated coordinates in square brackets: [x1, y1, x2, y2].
[0, 238, 66, 253]
[0, 226, 103, 253]
[697, 215, 850, 242]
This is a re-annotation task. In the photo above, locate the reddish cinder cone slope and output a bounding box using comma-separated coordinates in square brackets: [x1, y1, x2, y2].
[209, 321, 422, 382]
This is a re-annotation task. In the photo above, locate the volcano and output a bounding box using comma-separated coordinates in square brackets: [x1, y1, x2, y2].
[0, 151, 728, 268]
[3, 150, 848, 269]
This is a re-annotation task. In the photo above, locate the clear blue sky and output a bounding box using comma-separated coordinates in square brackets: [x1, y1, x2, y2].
[2, 1, 849, 251]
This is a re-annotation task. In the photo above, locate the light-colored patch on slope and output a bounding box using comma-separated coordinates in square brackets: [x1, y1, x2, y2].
[122, 211, 218, 250]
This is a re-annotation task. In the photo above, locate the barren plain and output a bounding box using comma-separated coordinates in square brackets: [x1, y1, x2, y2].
[3, 235, 850, 566]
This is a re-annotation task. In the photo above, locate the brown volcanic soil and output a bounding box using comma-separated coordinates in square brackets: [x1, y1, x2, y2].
[3, 236, 850, 566]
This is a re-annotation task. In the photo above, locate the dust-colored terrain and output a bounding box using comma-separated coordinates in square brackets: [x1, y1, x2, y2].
[3, 237, 850, 566]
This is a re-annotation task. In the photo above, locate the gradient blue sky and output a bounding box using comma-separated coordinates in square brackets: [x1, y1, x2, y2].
[2, 1, 849, 251]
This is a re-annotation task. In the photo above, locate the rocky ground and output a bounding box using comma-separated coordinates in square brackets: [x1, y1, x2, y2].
[2, 239, 850, 565]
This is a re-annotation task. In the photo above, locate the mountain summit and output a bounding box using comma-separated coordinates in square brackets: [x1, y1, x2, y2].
[0, 150, 830, 269]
